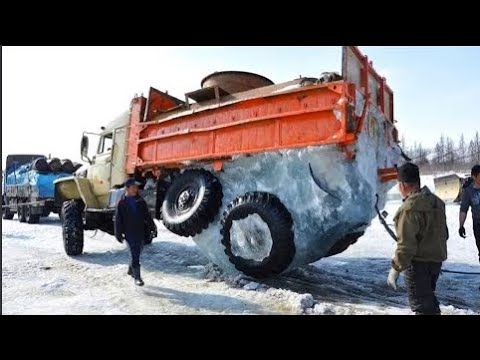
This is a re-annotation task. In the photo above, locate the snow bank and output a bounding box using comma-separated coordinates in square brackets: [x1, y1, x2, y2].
[261, 288, 315, 314]
[203, 263, 250, 288]
[202, 262, 316, 313]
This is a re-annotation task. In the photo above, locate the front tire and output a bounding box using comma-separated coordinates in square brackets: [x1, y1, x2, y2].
[62, 200, 84, 256]
[220, 192, 295, 279]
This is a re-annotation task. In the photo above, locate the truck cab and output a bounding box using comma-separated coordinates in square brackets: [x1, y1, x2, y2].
[80, 111, 130, 206]
[55, 111, 130, 206]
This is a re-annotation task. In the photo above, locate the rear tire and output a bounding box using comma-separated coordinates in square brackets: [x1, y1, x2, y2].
[2, 198, 14, 220]
[26, 206, 40, 224]
[62, 200, 84, 256]
[2, 209, 14, 220]
[162, 170, 223, 237]
[18, 205, 27, 223]
[220, 192, 295, 279]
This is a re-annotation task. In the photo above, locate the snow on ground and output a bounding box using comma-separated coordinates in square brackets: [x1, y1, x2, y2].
[1, 217, 314, 315]
[2, 201, 479, 315]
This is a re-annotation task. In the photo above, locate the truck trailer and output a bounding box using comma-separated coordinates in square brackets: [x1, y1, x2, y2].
[2, 155, 79, 223]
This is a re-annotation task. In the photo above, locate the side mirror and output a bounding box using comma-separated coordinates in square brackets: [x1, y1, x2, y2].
[81, 136, 89, 157]
[80, 135, 92, 164]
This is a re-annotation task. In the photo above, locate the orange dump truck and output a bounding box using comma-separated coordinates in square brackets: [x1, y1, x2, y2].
[55, 46, 401, 278]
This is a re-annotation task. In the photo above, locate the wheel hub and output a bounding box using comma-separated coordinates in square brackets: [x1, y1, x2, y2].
[230, 214, 273, 262]
[177, 188, 196, 211]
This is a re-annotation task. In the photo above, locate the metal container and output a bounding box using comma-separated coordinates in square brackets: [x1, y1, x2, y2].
[200, 71, 274, 95]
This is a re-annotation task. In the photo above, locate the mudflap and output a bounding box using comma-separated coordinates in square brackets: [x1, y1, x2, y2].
[31, 204, 45, 215]
[85, 209, 115, 235]
[38, 199, 56, 216]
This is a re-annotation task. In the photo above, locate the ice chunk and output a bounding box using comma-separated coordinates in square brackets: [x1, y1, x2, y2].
[230, 214, 273, 262]
[298, 293, 315, 310]
[243, 282, 261, 291]
[313, 303, 336, 315]
[192, 91, 400, 275]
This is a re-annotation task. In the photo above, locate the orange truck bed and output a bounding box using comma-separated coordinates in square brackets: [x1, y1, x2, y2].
[125, 46, 397, 181]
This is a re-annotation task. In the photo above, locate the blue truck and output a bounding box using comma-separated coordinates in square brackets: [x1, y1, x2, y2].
[2, 154, 80, 223]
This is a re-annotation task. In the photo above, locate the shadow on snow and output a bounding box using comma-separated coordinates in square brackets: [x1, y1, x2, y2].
[141, 285, 268, 314]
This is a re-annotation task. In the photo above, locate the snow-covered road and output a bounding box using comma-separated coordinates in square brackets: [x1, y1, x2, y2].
[2, 201, 479, 315]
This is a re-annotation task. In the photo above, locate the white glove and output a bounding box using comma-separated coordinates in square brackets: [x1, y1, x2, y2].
[387, 268, 400, 290]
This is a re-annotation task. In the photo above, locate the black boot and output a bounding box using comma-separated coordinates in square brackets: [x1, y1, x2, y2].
[127, 266, 133, 277]
[132, 266, 144, 286]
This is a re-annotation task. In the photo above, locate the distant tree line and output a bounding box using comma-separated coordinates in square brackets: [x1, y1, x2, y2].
[401, 131, 480, 174]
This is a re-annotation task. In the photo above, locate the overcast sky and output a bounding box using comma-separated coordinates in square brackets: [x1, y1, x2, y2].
[2, 46, 480, 168]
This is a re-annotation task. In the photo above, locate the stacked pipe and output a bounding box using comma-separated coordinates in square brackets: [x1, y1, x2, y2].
[32, 157, 79, 173]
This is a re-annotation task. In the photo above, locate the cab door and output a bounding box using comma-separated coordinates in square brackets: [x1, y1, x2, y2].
[88, 133, 114, 205]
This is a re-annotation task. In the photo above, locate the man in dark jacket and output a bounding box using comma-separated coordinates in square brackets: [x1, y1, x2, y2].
[387, 162, 448, 315]
[115, 178, 157, 286]
[459, 164, 480, 264]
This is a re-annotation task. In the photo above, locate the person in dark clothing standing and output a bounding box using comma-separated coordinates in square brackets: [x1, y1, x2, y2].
[115, 178, 157, 286]
[387, 163, 449, 315]
[459, 164, 480, 264]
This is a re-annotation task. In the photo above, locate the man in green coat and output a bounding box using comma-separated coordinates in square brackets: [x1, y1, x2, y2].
[387, 162, 448, 315]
